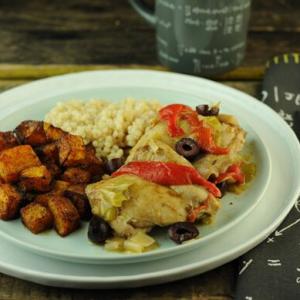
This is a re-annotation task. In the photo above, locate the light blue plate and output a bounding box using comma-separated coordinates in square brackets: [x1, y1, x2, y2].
[0, 70, 281, 265]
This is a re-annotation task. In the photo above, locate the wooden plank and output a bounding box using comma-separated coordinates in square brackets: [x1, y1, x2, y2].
[0, 1, 296, 67]
[0, 263, 235, 300]
[0, 78, 260, 97]
[0, 64, 265, 81]
[0, 79, 28, 89]
[250, 0, 300, 32]
[221, 81, 260, 97]
[0, 65, 167, 80]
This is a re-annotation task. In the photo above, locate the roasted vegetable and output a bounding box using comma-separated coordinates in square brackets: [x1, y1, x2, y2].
[35, 193, 55, 207]
[19, 165, 52, 192]
[80, 145, 103, 181]
[21, 202, 53, 234]
[52, 180, 71, 194]
[48, 196, 80, 236]
[0, 121, 104, 238]
[0, 184, 23, 220]
[34, 181, 71, 207]
[58, 134, 86, 167]
[159, 104, 229, 155]
[20, 193, 36, 208]
[64, 184, 91, 220]
[0, 131, 19, 152]
[214, 164, 245, 185]
[61, 167, 91, 184]
[0, 145, 41, 182]
[43, 122, 66, 142]
[14, 121, 48, 146]
[112, 161, 221, 197]
[35, 142, 59, 164]
[43, 161, 62, 178]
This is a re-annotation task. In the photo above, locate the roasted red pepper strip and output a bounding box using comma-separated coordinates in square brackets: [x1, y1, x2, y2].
[187, 194, 215, 222]
[215, 164, 245, 185]
[159, 104, 187, 137]
[187, 203, 208, 223]
[112, 161, 221, 198]
[159, 104, 229, 155]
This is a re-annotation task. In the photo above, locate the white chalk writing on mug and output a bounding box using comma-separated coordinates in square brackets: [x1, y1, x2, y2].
[156, 1, 249, 71]
[157, 36, 168, 47]
[157, 0, 175, 10]
[159, 50, 179, 64]
[153, 0, 251, 75]
[158, 19, 172, 29]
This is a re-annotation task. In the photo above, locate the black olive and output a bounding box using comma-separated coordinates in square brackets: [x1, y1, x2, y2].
[168, 222, 199, 244]
[103, 157, 124, 175]
[88, 216, 112, 244]
[196, 104, 209, 115]
[175, 138, 200, 159]
[196, 104, 219, 116]
[209, 106, 219, 116]
[216, 181, 228, 198]
[208, 174, 217, 182]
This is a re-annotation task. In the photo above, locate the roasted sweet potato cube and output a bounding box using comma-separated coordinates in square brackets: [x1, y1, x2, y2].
[85, 142, 96, 155]
[20, 202, 53, 234]
[52, 180, 71, 194]
[0, 131, 19, 152]
[0, 184, 23, 220]
[14, 121, 47, 146]
[64, 184, 86, 196]
[58, 134, 86, 167]
[19, 165, 52, 192]
[83, 163, 103, 182]
[0, 145, 41, 182]
[64, 184, 91, 220]
[35, 180, 71, 207]
[43, 161, 62, 178]
[80, 144, 103, 181]
[34, 193, 54, 207]
[84, 155, 103, 175]
[35, 142, 59, 164]
[61, 167, 91, 184]
[20, 193, 36, 208]
[48, 196, 80, 236]
[43, 122, 66, 142]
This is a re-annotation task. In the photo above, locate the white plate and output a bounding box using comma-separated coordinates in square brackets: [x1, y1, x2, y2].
[0, 71, 298, 288]
[0, 69, 298, 286]
[0, 70, 272, 264]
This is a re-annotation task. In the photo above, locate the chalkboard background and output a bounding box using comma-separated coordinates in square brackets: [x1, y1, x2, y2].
[235, 53, 300, 300]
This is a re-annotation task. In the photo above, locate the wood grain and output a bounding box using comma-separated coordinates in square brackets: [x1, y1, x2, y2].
[0, 64, 265, 81]
[250, 0, 300, 32]
[0, 0, 297, 66]
[0, 78, 261, 97]
[0, 263, 236, 300]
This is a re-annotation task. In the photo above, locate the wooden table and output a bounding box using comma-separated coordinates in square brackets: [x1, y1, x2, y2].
[0, 1, 299, 299]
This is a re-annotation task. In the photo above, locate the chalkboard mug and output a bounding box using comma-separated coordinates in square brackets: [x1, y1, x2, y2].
[129, 0, 251, 76]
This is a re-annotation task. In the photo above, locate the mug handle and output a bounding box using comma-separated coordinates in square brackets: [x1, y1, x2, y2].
[129, 0, 156, 27]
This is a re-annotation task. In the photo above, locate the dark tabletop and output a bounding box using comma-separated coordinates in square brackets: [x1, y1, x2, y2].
[0, 1, 299, 299]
